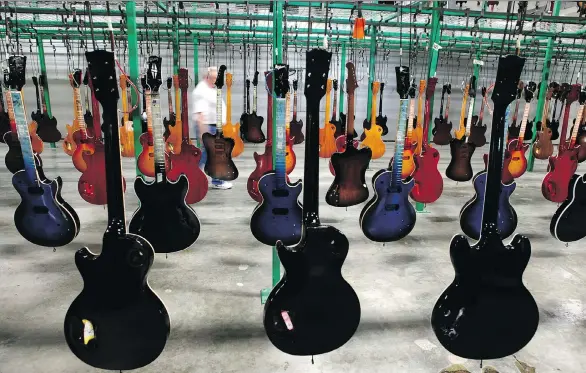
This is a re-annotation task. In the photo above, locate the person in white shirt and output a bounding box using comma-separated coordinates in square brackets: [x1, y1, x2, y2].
[192, 66, 232, 190]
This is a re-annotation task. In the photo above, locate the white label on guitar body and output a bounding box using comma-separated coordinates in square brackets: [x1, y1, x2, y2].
[280, 310, 294, 331]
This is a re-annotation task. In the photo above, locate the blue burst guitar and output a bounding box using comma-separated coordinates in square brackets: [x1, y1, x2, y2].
[360, 66, 416, 242]
[250, 65, 302, 246]
[8, 57, 79, 247]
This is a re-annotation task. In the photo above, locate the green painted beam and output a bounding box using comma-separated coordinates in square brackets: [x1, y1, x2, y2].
[126, 1, 143, 177]
[193, 36, 199, 85]
[528, 0, 562, 172]
[172, 16, 179, 75]
[36, 34, 56, 148]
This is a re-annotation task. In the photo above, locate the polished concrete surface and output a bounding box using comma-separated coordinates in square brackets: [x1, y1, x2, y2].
[0, 142, 584, 373]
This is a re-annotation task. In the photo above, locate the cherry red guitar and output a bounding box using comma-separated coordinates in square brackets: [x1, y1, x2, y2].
[542, 84, 582, 203]
[167, 68, 209, 204]
[410, 77, 443, 203]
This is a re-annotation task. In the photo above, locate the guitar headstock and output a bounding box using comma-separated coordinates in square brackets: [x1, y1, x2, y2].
[380, 82, 385, 93]
[372, 81, 381, 96]
[468, 75, 477, 97]
[226, 72, 233, 88]
[69, 69, 83, 89]
[293, 79, 298, 91]
[119, 74, 127, 89]
[246, 79, 251, 90]
[408, 82, 417, 99]
[85, 50, 120, 108]
[140, 75, 147, 89]
[146, 56, 162, 92]
[252, 71, 259, 86]
[7, 55, 26, 90]
[426, 77, 438, 97]
[446, 83, 452, 95]
[333, 79, 338, 91]
[524, 81, 537, 102]
[304, 49, 332, 102]
[178, 68, 189, 90]
[481, 86, 487, 97]
[326, 79, 333, 94]
[32, 76, 39, 88]
[274, 64, 290, 99]
[418, 79, 426, 95]
[395, 66, 410, 99]
[214, 65, 227, 89]
[546, 83, 556, 100]
[559, 82, 571, 101]
[346, 62, 358, 95]
[166, 77, 172, 90]
[491, 54, 525, 109]
[566, 83, 581, 104]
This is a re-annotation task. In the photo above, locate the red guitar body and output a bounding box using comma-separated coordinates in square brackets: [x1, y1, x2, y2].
[78, 143, 126, 205]
[71, 127, 97, 172]
[542, 149, 579, 203]
[329, 135, 359, 176]
[168, 144, 208, 204]
[410, 145, 443, 203]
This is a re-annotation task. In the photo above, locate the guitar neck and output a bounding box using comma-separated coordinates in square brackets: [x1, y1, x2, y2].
[458, 92, 469, 131]
[391, 99, 409, 182]
[39, 84, 48, 113]
[559, 101, 574, 151]
[464, 97, 475, 139]
[303, 88, 322, 226]
[181, 85, 190, 141]
[324, 88, 332, 125]
[11, 90, 37, 181]
[438, 92, 445, 118]
[167, 89, 174, 117]
[405, 98, 416, 146]
[370, 90, 377, 126]
[332, 90, 338, 121]
[478, 96, 486, 123]
[174, 82, 181, 128]
[378, 88, 384, 116]
[34, 83, 42, 112]
[275, 97, 287, 187]
[226, 83, 232, 125]
[120, 78, 130, 123]
[569, 103, 585, 148]
[265, 71, 274, 141]
[347, 92, 356, 135]
[444, 95, 451, 121]
[512, 97, 521, 123]
[292, 91, 298, 121]
[517, 101, 531, 142]
[148, 91, 167, 182]
[73, 87, 88, 136]
[253, 85, 258, 112]
[5, 91, 16, 132]
[246, 84, 250, 114]
[216, 87, 223, 134]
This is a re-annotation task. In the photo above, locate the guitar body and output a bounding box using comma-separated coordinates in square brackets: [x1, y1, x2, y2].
[167, 143, 209, 204]
[129, 175, 200, 253]
[446, 138, 476, 182]
[360, 124, 385, 159]
[376, 114, 389, 136]
[318, 122, 337, 158]
[433, 118, 453, 145]
[35, 114, 62, 143]
[13, 173, 78, 247]
[459, 171, 517, 240]
[325, 146, 371, 207]
[241, 113, 265, 143]
[532, 128, 554, 160]
[64, 234, 170, 370]
[3, 132, 43, 174]
[222, 120, 244, 158]
[63, 123, 79, 155]
[164, 120, 182, 154]
[71, 129, 97, 172]
[410, 146, 443, 203]
[550, 173, 586, 242]
[78, 144, 117, 205]
[359, 169, 416, 242]
[27, 121, 44, 154]
[250, 172, 303, 246]
[162, 112, 176, 141]
[202, 133, 239, 181]
[137, 133, 171, 178]
[329, 134, 359, 176]
[468, 118, 487, 147]
[507, 123, 520, 141]
[390, 143, 417, 179]
[248, 146, 272, 202]
[0, 111, 9, 142]
[506, 139, 530, 178]
[263, 225, 361, 355]
[542, 150, 579, 203]
[575, 127, 586, 162]
[431, 232, 538, 359]
[119, 122, 135, 158]
[290, 118, 305, 144]
[549, 119, 560, 141]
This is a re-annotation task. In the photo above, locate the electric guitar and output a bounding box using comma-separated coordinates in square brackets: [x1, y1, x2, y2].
[83, 72, 94, 129]
[410, 77, 443, 204]
[507, 81, 536, 178]
[263, 48, 360, 356]
[431, 54, 538, 360]
[70, 70, 97, 173]
[329, 81, 360, 177]
[360, 66, 416, 242]
[360, 81, 386, 159]
[542, 84, 582, 203]
[64, 49, 170, 370]
[4, 57, 44, 174]
[289, 78, 305, 144]
[63, 71, 85, 156]
[162, 77, 176, 141]
[167, 68, 209, 205]
[532, 84, 555, 160]
[119, 74, 135, 157]
[250, 65, 302, 247]
[548, 81, 562, 140]
[129, 56, 201, 253]
[9, 67, 79, 247]
[326, 62, 372, 207]
[0, 80, 10, 142]
[468, 86, 487, 147]
[240, 72, 265, 143]
[432, 83, 453, 145]
[453, 82, 470, 140]
[446, 75, 477, 182]
[413, 79, 426, 154]
[330, 79, 342, 138]
[507, 81, 524, 141]
[574, 103, 586, 162]
[221, 72, 245, 157]
[398, 83, 417, 179]
[318, 79, 337, 158]
[32, 74, 62, 143]
[376, 82, 389, 135]
[165, 75, 182, 154]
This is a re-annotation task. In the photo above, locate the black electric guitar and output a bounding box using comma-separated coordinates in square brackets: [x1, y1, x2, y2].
[431, 54, 538, 359]
[202, 65, 239, 181]
[82, 70, 94, 129]
[64, 49, 170, 371]
[129, 56, 200, 254]
[162, 77, 175, 139]
[33, 74, 62, 143]
[263, 48, 361, 356]
[289, 79, 305, 144]
[241, 72, 266, 143]
[376, 82, 389, 135]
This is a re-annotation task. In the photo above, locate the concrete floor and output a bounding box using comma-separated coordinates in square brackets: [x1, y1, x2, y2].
[0, 142, 584, 373]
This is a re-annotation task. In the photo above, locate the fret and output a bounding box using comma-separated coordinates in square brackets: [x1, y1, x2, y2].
[5, 91, 16, 132]
[518, 103, 531, 141]
[293, 91, 298, 121]
[73, 87, 87, 136]
[464, 98, 475, 138]
[275, 97, 287, 187]
[570, 103, 585, 148]
[216, 88, 223, 133]
[392, 99, 409, 188]
[406, 98, 416, 142]
[150, 94, 166, 182]
[11, 91, 37, 182]
[253, 86, 258, 113]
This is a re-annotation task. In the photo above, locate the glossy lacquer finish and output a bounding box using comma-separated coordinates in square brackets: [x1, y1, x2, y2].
[431, 230, 538, 359]
[202, 134, 238, 181]
[129, 176, 200, 253]
[550, 174, 586, 243]
[360, 169, 416, 242]
[542, 150, 579, 203]
[64, 234, 170, 370]
[459, 171, 518, 240]
[264, 226, 360, 355]
[250, 172, 303, 246]
[446, 139, 476, 182]
[326, 146, 371, 207]
[4, 131, 42, 173]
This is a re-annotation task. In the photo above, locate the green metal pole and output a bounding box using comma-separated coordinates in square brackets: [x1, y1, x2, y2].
[127, 1, 143, 177]
[366, 28, 377, 121]
[339, 41, 347, 113]
[36, 35, 56, 148]
[172, 16, 179, 75]
[528, 0, 561, 172]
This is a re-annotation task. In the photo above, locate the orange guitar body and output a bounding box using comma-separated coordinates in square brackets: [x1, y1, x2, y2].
[137, 132, 171, 177]
[63, 123, 78, 155]
[319, 79, 337, 158]
[413, 80, 426, 154]
[27, 121, 44, 154]
[223, 73, 244, 158]
[401, 143, 418, 179]
[360, 82, 386, 159]
[507, 139, 529, 178]
[71, 129, 97, 172]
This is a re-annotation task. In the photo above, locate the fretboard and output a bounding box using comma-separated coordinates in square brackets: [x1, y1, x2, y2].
[253, 85, 258, 113]
[292, 91, 298, 121]
[464, 97, 475, 141]
[405, 98, 416, 146]
[444, 95, 451, 121]
[148, 91, 167, 182]
[274, 97, 287, 188]
[517, 101, 531, 142]
[11, 90, 37, 182]
[5, 91, 16, 132]
[569, 102, 585, 148]
[391, 99, 409, 187]
[216, 88, 223, 134]
[73, 87, 88, 137]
